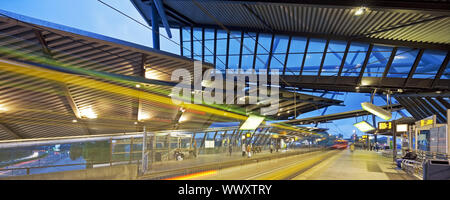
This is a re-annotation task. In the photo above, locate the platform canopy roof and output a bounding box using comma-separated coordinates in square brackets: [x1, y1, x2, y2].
[0, 9, 327, 141]
[133, 0, 450, 94]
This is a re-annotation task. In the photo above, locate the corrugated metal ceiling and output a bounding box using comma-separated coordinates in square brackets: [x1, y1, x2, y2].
[164, 0, 450, 46]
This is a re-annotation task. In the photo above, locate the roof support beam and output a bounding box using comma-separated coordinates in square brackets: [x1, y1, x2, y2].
[266, 33, 275, 72]
[58, 84, 92, 135]
[225, 31, 230, 69]
[163, 3, 197, 26]
[317, 39, 330, 77]
[424, 97, 448, 121]
[179, 27, 183, 57]
[224, 0, 450, 12]
[194, 23, 450, 50]
[252, 33, 259, 70]
[411, 97, 444, 122]
[299, 37, 310, 76]
[337, 41, 351, 77]
[357, 44, 374, 85]
[242, 3, 274, 32]
[354, 15, 449, 39]
[436, 97, 450, 109]
[396, 97, 422, 120]
[431, 51, 450, 88]
[213, 28, 217, 67]
[381, 47, 397, 79]
[404, 49, 424, 87]
[418, 97, 446, 123]
[238, 31, 244, 69]
[403, 97, 427, 119]
[282, 36, 292, 75]
[34, 30, 52, 56]
[202, 27, 205, 62]
[190, 26, 194, 59]
[0, 123, 23, 139]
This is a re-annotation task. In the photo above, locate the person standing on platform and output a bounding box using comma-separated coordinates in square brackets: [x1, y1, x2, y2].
[228, 144, 232, 156]
[247, 144, 252, 158]
[242, 144, 246, 157]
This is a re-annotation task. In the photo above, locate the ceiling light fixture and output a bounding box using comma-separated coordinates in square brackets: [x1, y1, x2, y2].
[79, 107, 97, 119]
[354, 7, 366, 16]
[0, 105, 7, 112]
[138, 113, 151, 121]
[240, 115, 265, 130]
[361, 102, 392, 120]
[353, 121, 375, 132]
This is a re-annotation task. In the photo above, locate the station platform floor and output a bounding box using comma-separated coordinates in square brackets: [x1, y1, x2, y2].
[187, 149, 417, 180]
[293, 150, 416, 180]
[145, 148, 317, 175]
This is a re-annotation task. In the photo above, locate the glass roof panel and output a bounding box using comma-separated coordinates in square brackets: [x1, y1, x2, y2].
[364, 45, 393, 77]
[289, 37, 307, 53]
[342, 42, 369, 76]
[285, 53, 303, 75]
[442, 61, 450, 79]
[229, 31, 242, 56]
[412, 49, 447, 79]
[387, 47, 419, 78]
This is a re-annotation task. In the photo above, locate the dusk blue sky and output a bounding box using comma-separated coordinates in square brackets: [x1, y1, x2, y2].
[0, 0, 410, 138]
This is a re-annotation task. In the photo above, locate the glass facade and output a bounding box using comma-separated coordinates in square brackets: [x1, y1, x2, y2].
[179, 27, 448, 80]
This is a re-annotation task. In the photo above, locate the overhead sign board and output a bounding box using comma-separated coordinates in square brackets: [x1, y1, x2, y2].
[378, 122, 392, 130]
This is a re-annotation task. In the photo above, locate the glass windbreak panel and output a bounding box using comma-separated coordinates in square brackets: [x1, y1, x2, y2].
[194, 132, 205, 148]
[285, 37, 306, 75]
[269, 35, 289, 74]
[193, 28, 203, 61]
[241, 54, 254, 70]
[303, 38, 326, 75]
[387, 47, 419, 78]
[193, 28, 202, 41]
[215, 131, 223, 147]
[205, 55, 214, 64]
[307, 38, 326, 53]
[254, 55, 269, 71]
[206, 132, 216, 140]
[228, 55, 239, 69]
[182, 41, 191, 58]
[342, 42, 369, 76]
[255, 33, 272, 71]
[216, 34, 228, 71]
[204, 28, 214, 40]
[256, 33, 272, 55]
[285, 53, 303, 75]
[412, 49, 447, 79]
[228, 31, 242, 56]
[442, 61, 450, 79]
[182, 27, 191, 41]
[303, 53, 323, 75]
[216, 56, 226, 70]
[193, 41, 202, 61]
[321, 40, 347, 76]
[241, 33, 256, 70]
[289, 37, 307, 53]
[270, 54, 286, 74]
[204, 40, 214, 56]
[365, 45, 393, 77]
[418, 130, 430, 151]
[272, 35, 289, 54]
[217, 30, 227, 39]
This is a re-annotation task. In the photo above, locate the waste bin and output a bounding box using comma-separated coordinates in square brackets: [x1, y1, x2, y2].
[155, 152, 162, 162]
[423, 159, 450, 180]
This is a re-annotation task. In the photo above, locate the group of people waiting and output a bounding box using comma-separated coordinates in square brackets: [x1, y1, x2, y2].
[241, 144, 262, 158]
